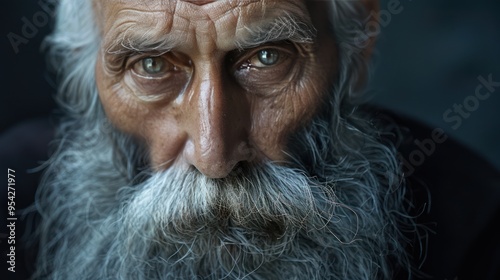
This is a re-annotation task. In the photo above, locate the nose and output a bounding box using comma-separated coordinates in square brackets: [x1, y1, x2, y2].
[183, 65, 251, 178]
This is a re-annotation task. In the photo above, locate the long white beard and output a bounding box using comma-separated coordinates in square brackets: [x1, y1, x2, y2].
[32, 114, 414, 280]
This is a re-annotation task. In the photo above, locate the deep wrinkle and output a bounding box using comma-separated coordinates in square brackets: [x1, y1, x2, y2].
[96, 0, 335, 173]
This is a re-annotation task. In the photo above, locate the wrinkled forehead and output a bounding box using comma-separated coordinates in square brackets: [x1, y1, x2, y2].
[94, 0, 317, 52]
[95, 0, 309, 19]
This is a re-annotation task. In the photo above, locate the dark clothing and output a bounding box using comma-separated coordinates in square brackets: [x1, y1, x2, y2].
[385, 110, 500, 279]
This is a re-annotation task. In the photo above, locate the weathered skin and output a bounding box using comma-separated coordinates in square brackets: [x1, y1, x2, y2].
[95, 0, 338, 178]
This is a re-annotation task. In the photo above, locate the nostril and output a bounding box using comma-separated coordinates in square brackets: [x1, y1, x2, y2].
[194, 159, 238, 179]
[227, 161, 248, 178]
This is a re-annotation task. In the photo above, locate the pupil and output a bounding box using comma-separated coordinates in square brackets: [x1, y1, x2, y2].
[143, 57, 163, 74]
[258, 49, 279, 65]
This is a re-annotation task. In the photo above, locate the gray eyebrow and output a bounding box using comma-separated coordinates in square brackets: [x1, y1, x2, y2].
[235, 12, 317, 50]
[105, 11, 317, 55]
[105, 26, 177, 55]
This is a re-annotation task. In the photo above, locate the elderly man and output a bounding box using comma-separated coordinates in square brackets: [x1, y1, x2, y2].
[21, 0, 498, 279]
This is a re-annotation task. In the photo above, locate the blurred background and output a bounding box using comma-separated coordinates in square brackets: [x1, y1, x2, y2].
[1, 0, 57, 134]
[1, 0, 499, 170]
[369, 0, 500, 170]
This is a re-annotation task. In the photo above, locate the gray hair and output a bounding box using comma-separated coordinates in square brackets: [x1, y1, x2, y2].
[31, 0, 421, 279]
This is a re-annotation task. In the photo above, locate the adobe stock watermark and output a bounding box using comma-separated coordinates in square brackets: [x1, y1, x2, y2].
[399, 74, 499, 177]
[443, 74, 499, 130]
[6, 0, 56, 54]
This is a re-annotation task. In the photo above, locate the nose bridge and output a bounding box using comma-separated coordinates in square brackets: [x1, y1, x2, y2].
[197, 67, 229, 157]
[187, 60, 248, 178]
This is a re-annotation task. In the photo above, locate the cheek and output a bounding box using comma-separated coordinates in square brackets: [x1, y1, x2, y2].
[143, 122, 189, 170]
[96, 58, 147, 136]
[249, 49, 336, 162]
[96, 58, 189, 169]
[250, 91, 324, 161]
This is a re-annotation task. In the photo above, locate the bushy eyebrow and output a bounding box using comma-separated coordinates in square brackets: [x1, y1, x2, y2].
[235, 12, 317, 50]
[104, 11, 317, 57]
[105, 24, 177, 56]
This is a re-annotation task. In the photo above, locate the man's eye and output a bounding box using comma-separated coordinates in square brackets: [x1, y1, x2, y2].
[142, 57, 165, 74]
[256, 49, 280, 66]
[248, 48, 282, 68]
[132, 57, 174, 77]
[231, 44, 296, 95]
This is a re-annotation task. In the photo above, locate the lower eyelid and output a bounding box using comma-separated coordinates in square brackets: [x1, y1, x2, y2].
[131, 69, 174, 80]
[125, 70, 191, 102]
[233, 59, 296, 95]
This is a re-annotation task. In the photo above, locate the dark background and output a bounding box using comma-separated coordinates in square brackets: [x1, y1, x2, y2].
[369, 0, 500, 170]
[1, 0, 57, 134]
[1, 0, 499, 170]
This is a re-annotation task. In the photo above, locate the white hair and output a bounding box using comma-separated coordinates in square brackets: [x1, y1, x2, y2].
[30, 0, 422, 279]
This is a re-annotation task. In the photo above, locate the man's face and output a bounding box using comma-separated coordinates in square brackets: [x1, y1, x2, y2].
[95, 0, 337, 177]
[36, 1, 415, 278]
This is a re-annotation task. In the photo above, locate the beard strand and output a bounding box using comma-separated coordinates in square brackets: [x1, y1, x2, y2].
[112, 164, 340, 279]
[32, 113, 415, 280]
